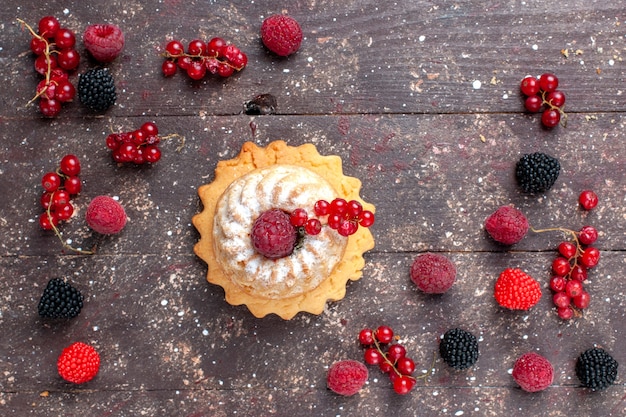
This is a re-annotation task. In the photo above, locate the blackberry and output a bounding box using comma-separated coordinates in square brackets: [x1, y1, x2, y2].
[439, 328, 479, 370]
[244, 93, 277, 115]
[515, 152, 560, 193]
[38, 278, 84, 319]
[575, 347, 618, 391]
[78, 68, 116, 111]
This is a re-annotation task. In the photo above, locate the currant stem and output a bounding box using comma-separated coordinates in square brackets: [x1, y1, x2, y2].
[160, 133, 186, 152]
[540, 90, 568, 128]
[45, 194, 94, 255]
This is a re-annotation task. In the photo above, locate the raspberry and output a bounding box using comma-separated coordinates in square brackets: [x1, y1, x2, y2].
[484, 205, 529, 245]
[494, 268, 542, 310]
[260, 14, 303, 57]
[85, 196, 127, 235]
[38, 278, 84, 319]
[515, 152, 560, 193]
[439, 328, 479, 370]
[512, 352, 554, 392]
[409, 253, 456, 294]
[327, 360, 368, 396]
[57, 342, 100, 384]
[251, 209, 297, 259]
[78, 68, 117, 112]
[83, 23, 125, 62]
[576, 347, 619, 391]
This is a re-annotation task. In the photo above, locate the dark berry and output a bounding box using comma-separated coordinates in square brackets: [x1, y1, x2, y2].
[515, 152, 560, 193]
[439, 328, 479, 370]
[244, 93, 277, 115]
[77, 68, 117, 111]
[38, 278, 84, 319]
[251, 209, 297, 259]
[575, 347, 618, 391]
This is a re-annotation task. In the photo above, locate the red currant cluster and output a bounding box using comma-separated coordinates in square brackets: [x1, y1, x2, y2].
[18, 16, 79, 117]
[537, 191, 600, 320]
[161, 38, 247, 79]
[289, 198, 375, 237]
[520, 73, 566, 128]
[39, 155, 82, 231]
[106, 122, 164, 164]
[358, 326, 419, 395]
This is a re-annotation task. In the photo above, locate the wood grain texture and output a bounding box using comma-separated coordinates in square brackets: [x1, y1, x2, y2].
[0, 0, 625, 416]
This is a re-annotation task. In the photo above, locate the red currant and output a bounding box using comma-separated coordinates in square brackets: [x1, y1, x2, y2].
[580, 247, 600, 268]
[55, 202, 74, 221]
[558, 241, 577, 259]
[327, 214, 341, 230]
[38, 16, 60, 39]
[573, 291, 590, 309]
[347, 200, 363, 218]
[337, 219, 358, 236]
[39, 211, 58, 230]
[552, 291, 570, 309]
[57, 48, 80, 71]
[187, 39, 206, 56]
[289, 208, 308, 227]
[165, 40, 185, 56]
[41, 192, 53, 210]
[578, 190, 598, 210]
[51, 190, 70, 209]
[217, 63, 234, 77]
[358, 210, 375, 227]
[54, 28, 76, 49]
[578, 226, 598, 245]
[364, 348, 383, 365]
[538, 73, 559, 92]
[162, 60, 177, 77]
[557, 306, 574, 320]
[30, 37, 47, 55]
[541, 109, 561, 128]
[358, 328, 375, 346]
[393, 375, 416, 395]
[549, 275, 566, 292]
[304, 218, 322, 235]
[379, 361, 394, 374]
[396, 357, 416, 376]
[552, 257, 571, 276]
[207, 37, 226, 57]
[565, 279, 583, 298]
[329, 198, 348, 216]
[314, 200, 330, 216]
[520, 76, 540, 96]
[546, 90, 565, 107]
[39, 98, 62, 117]
[64, 176, 82, 195]
[570, 265, 588, 281]
[144, 145, 162, 163]
[60, 154, 81, 176]
[524, 95, 543, 113]
[187, 60, 207, 80]
[42, 172, 61, 192]
[140, 121, 159, 137]
[386, 344, 406, 363]
[375, 326, 394, 344]
[55, 79, 76, 103]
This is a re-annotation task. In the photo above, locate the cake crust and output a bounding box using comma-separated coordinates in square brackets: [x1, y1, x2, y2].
[192, 140, 375, 319]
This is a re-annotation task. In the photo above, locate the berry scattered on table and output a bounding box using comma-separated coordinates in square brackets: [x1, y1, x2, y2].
[358, 325, 430, 394]
[511, 352, 554, 392]
[161, 37, 247, 79]
[244, 93, 278, 115]
[39, 154, 82, 231]
[83, 23, 125, 62]
[260, 14, 303, 57]
[85, 195, 127, 235]
[409, 253, 457, 294]
[575, 347, 618, 391]
[493, 268, 542, 310]
[57, 342, 100, 384]
[77, 68, 117, 111]
[439, 328, 479, 370]
[326, 360, 368, 396]
[38, 278, 84, 319]
[515, 152, 560, 194]
[520, 73, 567, 128]
[251, 209, 298, 259]
[18, 17, 79, 117]
[578, 190, 598, 210]
[105, 121, 183, 164]
[484, 205, 529, 245]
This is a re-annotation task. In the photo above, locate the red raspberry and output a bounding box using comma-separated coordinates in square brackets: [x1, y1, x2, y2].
[512, 352, 554, 392]
[494, 268, 542, 310]
[57, 342, 100, 384]
[484, 205, 529, 245]
[85, 195, 127, 235]
[260, 14, 303, 57]
[409, 253, 456, 294]
[326, 360, 368, 396]
[83, 23, 125, 62]
[251, 209, 297, 259]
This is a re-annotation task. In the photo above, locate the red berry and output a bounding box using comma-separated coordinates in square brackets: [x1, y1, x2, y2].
[57, 342, 100, 384]
[386, 344, 406, 363]
[289, 208, 308, 227]
[260, 14, 303, 57]
[216, 62, 234, 78]
[364, 347, 383, 365]
[578, 226, 598, 245]
[393, 375, 416, 395]
[520, 76, 540, 96]
[375, 325, 394, 344]
[396, 357, 416, 376]
[484, 205, 528, 245]
[379, 360, 394, 374]
[558, 241, 577, 259]
[337, 219, 357, 236]
[55, 202, 74, 221]
[524, 95, 543, 113]
[39, 211, 59, 230]
[570, 265, 588, 281]
[162, 60, 177, 77]
[64, 176, 82, 195]
[541, 109, 561, 128]
[85, 195, 127, 235]
[51, 190, 71, 209]
[552, 257, 571, 277]
[410, 252, 457, 294]
[54, 28, 76, 49]
[60, 154, 81, 176]
[207, 37, 226, 57]
[494, 268, 542, 310]
[314, 199, 330, 216]
[42, 172, 61, 192]
[41, 192, 53, 210]
[549, 276, 566, 292]
[357, 210, 375, 227]
[327, 214, 342, 230]
[326, 360, 368, 396]
[34, 54, 57, 75]
[140, 121, 159, 137]
[165, 40, 185, 56]
[552, 291, 570, 309]
[187, 60, 207, 80]
[538, 73, 559, 92]
[578, 190, 598, 210]
[250, 209, 297, 259]
[573, 291, 590, 309]
[347, 200, 363, 218]
[55, 79, 76, 103]
[83, 23, 125, 62]
[39, 98, 62, 117]
[580, 247, 600, 268]
[38, 16, 60, 39]
[358, 328, 375, 346]
[57, 48, 80, 71]
[557, 306, 574, 320]
[144, 145, 161, 163]
[512, 352, 554, 392]
[304, 218, 322, 235]
[546, 90, 566, 107]
[30, 37, 48, 55]
[187, 39, 206, 56]
[329, 198, 348, 216]
[565, 279, 583, 298]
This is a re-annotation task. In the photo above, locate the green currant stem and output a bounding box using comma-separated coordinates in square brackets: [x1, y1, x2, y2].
[160, 133, 186, 152]
[530, 226, 583, 280]
[17, 19, 55, 100]
[46, 192, 94, 255]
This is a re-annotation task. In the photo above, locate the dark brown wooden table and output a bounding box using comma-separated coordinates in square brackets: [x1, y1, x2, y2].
[1, 1, 625, 416]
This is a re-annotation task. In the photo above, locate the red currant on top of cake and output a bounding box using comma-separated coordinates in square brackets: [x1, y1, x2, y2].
[192, 141, 375, 319]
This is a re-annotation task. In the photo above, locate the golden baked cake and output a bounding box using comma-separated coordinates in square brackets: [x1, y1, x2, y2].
[192, 140, 375, 319]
